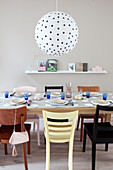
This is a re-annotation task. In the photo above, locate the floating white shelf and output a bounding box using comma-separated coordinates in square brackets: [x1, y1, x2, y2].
[25, 70, 107, 74]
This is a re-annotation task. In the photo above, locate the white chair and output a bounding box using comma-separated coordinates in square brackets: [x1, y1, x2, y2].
[14, 86, 40, 146]
[43, 110, 78, 170]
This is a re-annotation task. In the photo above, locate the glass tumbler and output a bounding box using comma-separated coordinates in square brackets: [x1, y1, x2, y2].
[24, 93, 29, 100]
[47, 91, 51, 99]
[61, 92, 65, 100]
[5, 91, 9, 98]
[103, 93, 107, 100]
[86, 91, 90, 98]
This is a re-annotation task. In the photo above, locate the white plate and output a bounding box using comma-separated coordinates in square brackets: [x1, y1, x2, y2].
[51, 91, 61, 96]
[14, 92, 31, 97]
[49, 99, 68, 106]
[83, 92, 101, 97]
[51, 95, 60, 98]
[11, 98, 26, 104]
[91, 100, 111, 106]
[75, 95, 86, 100]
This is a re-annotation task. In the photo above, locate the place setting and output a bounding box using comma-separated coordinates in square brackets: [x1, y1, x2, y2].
[90, 92, 112, 106]
[45, 92, 69, 107]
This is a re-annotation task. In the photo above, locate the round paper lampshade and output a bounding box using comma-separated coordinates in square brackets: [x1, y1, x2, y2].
[35, 11, 79, 56]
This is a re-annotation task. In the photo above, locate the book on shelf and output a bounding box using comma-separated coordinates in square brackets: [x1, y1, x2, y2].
[83, 63, 88, 72]
[76, 62, 88, 72]
[76, 62, 83, 72]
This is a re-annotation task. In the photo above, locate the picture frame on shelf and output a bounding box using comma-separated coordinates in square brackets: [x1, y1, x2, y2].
[47, 59, 57, 72]
[68, 63, 75, 72]
[37, 61, 46, 72]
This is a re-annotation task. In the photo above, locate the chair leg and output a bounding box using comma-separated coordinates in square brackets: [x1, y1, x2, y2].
[105, 143, 108, 151]
[33, 123, 35, 133]
[27, 131, 30, 154]
[22, 143, 28, 170]
[46, 140, 50, 170]
[92, 143, 96, 170]
[80, 118, 84, 141]
[37, 118, 40, 146]
[68, 139, 74, 170]
[44, 135, 46, 144]
[76, 115, 80, 130]
[4, 144, 8, 155]
[101, 117, 104, 123]
[83, 128, 87, 152]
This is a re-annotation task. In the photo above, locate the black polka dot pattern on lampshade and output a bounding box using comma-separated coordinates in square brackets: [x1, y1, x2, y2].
[35, 11, 79, 56]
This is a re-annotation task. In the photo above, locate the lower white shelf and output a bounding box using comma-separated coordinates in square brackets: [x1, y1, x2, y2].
[25, 70, 107, 74]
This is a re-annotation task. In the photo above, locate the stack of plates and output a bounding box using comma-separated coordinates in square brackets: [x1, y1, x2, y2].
[49, 99, 68, 106]
[11, 98, 26, 105]
[51, 92, 61, 95]
[91, 99, 110, 106]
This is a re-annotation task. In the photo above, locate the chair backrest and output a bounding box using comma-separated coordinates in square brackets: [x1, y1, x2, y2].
[77, 86, 100, 92]
[14, 86, 37, 92]
[93, 105, 113, 140]
[0, 106, 27, 125]
[45, 86, 63, 92]
[43, 110, 78, 143]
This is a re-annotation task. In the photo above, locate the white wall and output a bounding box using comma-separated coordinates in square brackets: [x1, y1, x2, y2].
[0, 0, 113, 91]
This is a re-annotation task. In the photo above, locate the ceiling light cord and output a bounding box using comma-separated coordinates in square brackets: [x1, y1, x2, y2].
[56, 0, 58, 11]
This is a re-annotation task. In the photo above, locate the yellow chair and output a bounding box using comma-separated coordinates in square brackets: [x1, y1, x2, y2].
[43, 110, 78, 170]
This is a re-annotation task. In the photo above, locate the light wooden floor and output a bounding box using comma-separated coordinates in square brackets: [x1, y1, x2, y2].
[0, 129, 113, 170]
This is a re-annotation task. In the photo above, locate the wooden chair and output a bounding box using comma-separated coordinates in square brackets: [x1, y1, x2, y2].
[43, 110, 78, 170]
[14, 86, 40, 146]
[77, 86, 105, 141]
[83, 105, 113, 170]
[0, 106, 31, 170]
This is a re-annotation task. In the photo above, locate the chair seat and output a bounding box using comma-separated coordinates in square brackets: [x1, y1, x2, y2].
[84, 122, 113, 142]
[80, 114, 104, 119]
[0, 124, 31, 140]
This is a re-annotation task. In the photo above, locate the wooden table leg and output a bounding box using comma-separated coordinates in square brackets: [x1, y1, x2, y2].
[105, 113, 111, 122]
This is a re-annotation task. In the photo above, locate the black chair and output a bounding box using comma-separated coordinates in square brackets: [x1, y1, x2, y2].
[44, 85, 65, 123]
[45, 85, 63, 93]
[83, 105, 113, 170]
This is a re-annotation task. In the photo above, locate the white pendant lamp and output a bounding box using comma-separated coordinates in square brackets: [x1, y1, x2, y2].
[35, 0, 79, 56]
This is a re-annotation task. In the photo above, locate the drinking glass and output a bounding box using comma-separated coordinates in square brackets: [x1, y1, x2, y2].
[24, 93, 29, 100]
[5, 91, 9, 98]
[103, 93, 107, 100]
[86, 91, 90, 98]
[47, 91, 51, 99]
[61, 92, 65, 100]
[66, 83, 72, 98]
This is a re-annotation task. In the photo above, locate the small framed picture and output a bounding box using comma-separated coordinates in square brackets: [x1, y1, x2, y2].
[68, 63, 75, 72]
[37, 61, 46, 72]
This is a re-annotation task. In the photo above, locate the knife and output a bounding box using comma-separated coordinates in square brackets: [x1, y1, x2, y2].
[10, 92, 16, 97]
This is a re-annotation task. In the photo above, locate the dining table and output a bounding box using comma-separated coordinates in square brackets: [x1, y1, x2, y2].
[0, 91, 113, 122]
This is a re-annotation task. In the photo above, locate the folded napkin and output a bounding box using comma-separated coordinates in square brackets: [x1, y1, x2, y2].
[74, 104, 79, 107]
[85, 103, 94, 107]
[45, 104, 51, 107]
[27, 104, 39, 108]
[82, 99, 89, 102]
[32, 96, 43, 101]
[91, 97, 97, 99]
